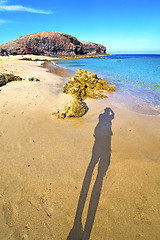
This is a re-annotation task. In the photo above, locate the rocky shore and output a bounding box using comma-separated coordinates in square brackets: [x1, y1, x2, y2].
[55, 68, 116, 118]
[0, 32, 106, 57]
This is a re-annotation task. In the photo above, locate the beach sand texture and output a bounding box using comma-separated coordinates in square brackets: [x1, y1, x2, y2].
[0, 56, 160, 240]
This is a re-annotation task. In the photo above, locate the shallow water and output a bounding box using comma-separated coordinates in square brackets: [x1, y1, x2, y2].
[55, 54, 160, 113]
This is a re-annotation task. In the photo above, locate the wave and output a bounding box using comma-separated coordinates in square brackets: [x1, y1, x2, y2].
[51, 61, 70, 70]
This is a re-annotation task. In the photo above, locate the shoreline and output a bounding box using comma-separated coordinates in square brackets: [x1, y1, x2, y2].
[0, 55, 160, 240]
[44, 58, 160, 116]
[42, 60, 74, 78]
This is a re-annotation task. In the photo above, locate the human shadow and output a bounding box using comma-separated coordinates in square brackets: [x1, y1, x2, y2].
[67, 107, 114, 240]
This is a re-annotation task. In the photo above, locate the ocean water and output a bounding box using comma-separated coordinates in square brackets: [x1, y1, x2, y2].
[54, 54, 160, 112]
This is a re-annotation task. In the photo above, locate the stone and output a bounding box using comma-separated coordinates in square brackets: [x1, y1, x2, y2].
[80, 41, 106, 55]
[56, 111, 66, 119]
[0, 48, 8, 56]
[65, 99, 86, 117]
[103, 83, 116, 91]
[0, 32, 106, 56]
[86, 88, 107, 99]
[62, 68, 115, 100]
[0, 74, 23, 87]
[28, 77, 40, 82]
[58, 68, 115, 118]
[94, 82, 103, 90]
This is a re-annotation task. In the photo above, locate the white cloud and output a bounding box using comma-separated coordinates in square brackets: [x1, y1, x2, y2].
[0, 19, 6, 23]
[0, 2, 52, 14]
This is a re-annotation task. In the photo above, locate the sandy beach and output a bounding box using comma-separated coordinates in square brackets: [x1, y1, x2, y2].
[0, 55, 160, 240]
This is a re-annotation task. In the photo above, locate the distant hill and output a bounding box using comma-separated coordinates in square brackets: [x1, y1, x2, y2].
[0, 32, 106, 56]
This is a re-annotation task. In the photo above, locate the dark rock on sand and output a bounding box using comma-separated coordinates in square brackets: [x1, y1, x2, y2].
[0, 74, 23, 87]
[0, 48, 8, 56]
[28, 77, 40, 82]
[0, 32, 106, 56]
[19, 58, 49, 62]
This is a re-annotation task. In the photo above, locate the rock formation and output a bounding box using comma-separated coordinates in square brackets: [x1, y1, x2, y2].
[62, 68, 116, 100]
[64, 99, 86, 118]
[56, 69, 116, 118]
[0, 74, 40, 87]
[0, 74, 23, 87]
[0, 32, 106, 57]
[81, 41, 106, 55]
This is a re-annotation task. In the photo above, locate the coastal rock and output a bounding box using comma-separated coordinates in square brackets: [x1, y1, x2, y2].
[65, 99, 86, 117]
[28, 77, 40, 82]
[56, 111, 66, 119]
[62, 68, 116, 100]
[55, 99, 86, 119]
[56, 69, 116, 119]
[0, 48, 8, 56]
[0, 74, 23, 87]
[81, 41, 106, 55]
[0, 32, 106, 56]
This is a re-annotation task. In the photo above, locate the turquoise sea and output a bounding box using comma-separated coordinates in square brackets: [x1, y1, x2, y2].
[54, 54, 160, 112]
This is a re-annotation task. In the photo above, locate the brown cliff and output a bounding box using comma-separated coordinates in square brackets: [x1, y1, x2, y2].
[0, 32, 106, 56]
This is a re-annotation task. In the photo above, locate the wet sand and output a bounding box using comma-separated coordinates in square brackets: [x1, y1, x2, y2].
[42, 61, 74, 78]
[0, 55, 160, 240]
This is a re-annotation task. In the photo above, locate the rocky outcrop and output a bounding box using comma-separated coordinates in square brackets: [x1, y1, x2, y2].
[65, 99, 86, 118]
[0, 32, 106, 56]
[0, 74, 23, 87]
[0, 48, 8, 56]
[81, 41, 106, 55]
[62, 68, 116, 100]
[56, 69, 115, 118]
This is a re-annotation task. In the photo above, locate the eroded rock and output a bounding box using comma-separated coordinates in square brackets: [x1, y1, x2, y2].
[56, 111, 66, 119]
[0, 74, 23, 87]
[0, 48, 8, 56]
[56, 69, 116, 119]
[62, 68, 116, 100]
[65, 99, 86, 117]
[0, 32, 106, 56]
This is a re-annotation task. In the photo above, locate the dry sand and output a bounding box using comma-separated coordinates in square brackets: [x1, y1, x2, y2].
[0, 55, 160, 240]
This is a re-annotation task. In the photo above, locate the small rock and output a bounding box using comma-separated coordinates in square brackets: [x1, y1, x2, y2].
[28, 77, 40, 82]
[65, 99, 86, 117]
[57, 112, 66, 119]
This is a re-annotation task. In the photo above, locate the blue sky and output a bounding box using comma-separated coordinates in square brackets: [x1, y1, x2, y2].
[0, 0, 160, 53]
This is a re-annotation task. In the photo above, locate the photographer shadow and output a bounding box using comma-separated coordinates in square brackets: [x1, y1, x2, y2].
[67, 107, 114, 240]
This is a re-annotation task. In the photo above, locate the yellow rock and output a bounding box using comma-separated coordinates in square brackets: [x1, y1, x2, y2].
[65, 99, 86, 117]
[94, 82, 103, 90]
[86, 88, 107, 99]
[86, 81, 95, 88]
[103, 83, 116, 91]
[62, 68, 115, 100]
[59, 68, 115, 118]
